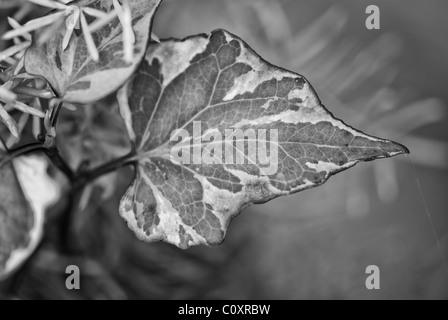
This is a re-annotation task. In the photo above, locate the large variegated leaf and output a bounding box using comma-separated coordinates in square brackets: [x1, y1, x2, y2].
[117, 29, 409, 249]
[24, 0, 161, 103]
[0, 148, 60, 280]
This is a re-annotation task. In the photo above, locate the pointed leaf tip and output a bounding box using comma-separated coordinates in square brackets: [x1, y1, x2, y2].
[394, 141, 410, 155]
[386, 140, 409, 157]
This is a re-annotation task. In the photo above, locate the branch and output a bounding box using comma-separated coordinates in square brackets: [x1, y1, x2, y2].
[43, 147, 75, 182]
[50, 100, 63, 127]
[73, 152, 136, 190]
[0, 141, 74, 181]
[0, 142, 46, 169]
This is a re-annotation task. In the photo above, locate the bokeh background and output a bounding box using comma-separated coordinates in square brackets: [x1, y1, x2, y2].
[1, 0, 447, 299]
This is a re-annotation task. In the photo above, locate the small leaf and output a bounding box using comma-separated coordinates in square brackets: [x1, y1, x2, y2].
[79, 11, 99, 61]
[0, 41, 31, 63]
[82, 7, 109, 19]
[28, 0, 68, 10]
[24, 0, 162, 103]
[0, 82, 18, 103]
[7, 17, 32, 41]
[0, 149, 60, 280]
[118, 29, 409, 249]
[0, 103, 19, 138]
[2, 11, 66, 41]
[9, 100, 46, 118]
[112, 0, 134, 63]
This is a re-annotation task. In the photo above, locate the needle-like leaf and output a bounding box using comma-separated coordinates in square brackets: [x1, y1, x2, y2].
[7, 17, 32, 41]
[0, 84, 18, 103]
[0, 103, 19, 138]
[112, 0, 134, 63]
[82, 7, 108, 19]
[88, 9, 118, 33]
[0, 41, 31, 63]
[62, 6, 80, 50]
[2, 11, 65, 40]
[10, 100, 46, 118]
[79, 11, 99, 61]
[27, 0, 68, 10]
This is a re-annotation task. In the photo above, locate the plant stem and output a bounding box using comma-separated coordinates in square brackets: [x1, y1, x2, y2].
[59, 185, 82, 254]
[73, 152, 136, 190]
[50, 100, 63, 127]
[2, 142, 135, 186]
[43, 147, 75, 182]
[0, 142, 46, 169]
[0, 141, 75, 182]
[61, 152, 135, 254]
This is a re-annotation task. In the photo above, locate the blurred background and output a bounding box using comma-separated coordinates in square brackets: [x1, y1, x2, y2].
[1, 0, 448, 299]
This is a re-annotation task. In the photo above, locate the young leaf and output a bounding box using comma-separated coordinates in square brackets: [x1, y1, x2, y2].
[117, 29, 409, 249]
[24, 0, 162, 103]
[0, 151, 60, 280]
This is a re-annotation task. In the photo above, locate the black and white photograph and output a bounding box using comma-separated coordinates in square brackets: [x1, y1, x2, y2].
[0, 0, 447, 303]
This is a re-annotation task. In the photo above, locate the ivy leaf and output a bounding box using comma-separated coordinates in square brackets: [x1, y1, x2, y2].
[117, 29, 409, 249]
[0, 148, 60, 280]
[24, 0, 162, 103]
